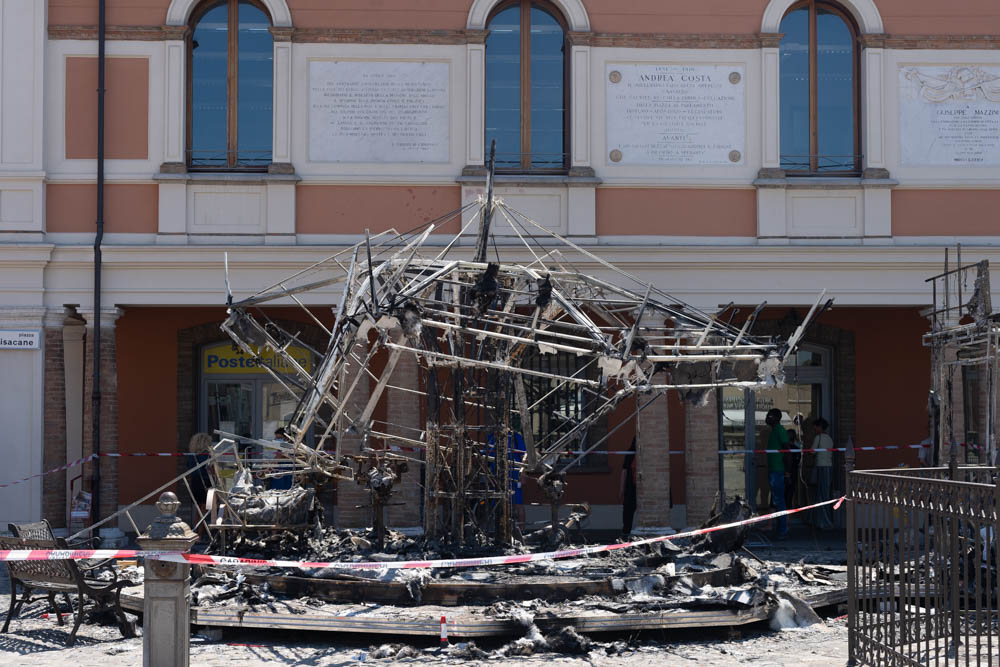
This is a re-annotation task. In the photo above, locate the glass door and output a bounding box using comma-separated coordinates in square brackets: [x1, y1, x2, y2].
[261, 380, 301, 441]
[206, 381, 254, 439]
[200, 340, 315, 443]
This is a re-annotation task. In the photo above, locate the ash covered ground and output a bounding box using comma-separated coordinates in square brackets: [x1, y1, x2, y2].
[0, 595, 849, 667]
[0, 514, 849, 665]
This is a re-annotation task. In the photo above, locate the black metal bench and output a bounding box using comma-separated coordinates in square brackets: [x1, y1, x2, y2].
[0, 531, 136, 646]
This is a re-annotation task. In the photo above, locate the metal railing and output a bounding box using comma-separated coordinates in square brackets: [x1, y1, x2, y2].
[187, 149, 272, 171]
[491, 151, 569, 172]
[848, 465, 1000, 665]
[780, 153, 863, 174]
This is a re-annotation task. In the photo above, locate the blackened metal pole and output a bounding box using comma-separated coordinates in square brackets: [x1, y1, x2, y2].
[744, 389, 756, 510]
[716, 388, 725, 504]
[474, 140, 496, 264]
[92, 0, 107, 520]
[845, 436, 857, 665]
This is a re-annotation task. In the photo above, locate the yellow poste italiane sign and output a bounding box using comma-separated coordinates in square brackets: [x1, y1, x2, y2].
[202, 342, 312, 376]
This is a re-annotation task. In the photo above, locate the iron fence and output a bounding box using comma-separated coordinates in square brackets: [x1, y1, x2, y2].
[848, 466, 1000, 665]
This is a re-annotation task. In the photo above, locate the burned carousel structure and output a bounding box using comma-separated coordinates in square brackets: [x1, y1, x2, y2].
[205, 149, 828, 553]
[54, 152, 848, 644]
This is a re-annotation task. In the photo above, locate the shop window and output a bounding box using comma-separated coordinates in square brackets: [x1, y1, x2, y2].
[485, 0, 568, 172]
[188, 0, 273, 170]
[779, 1, 860, 174]
[200, 341, 313, 441]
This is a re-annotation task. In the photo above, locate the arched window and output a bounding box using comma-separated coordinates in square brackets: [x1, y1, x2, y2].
[188, 0, 273, 170]
[485, 1, 567, 172]
[779, 1, 859, 174]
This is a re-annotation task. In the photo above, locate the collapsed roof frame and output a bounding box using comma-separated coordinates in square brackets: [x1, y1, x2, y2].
[218, 149, 824, 547]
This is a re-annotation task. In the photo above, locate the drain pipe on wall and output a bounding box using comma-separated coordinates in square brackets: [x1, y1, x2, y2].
[92, 0, 106, 523]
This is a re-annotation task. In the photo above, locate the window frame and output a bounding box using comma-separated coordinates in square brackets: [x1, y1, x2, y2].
[780, 0, 861, 176]
[520, 348, 609, 473]
[485, 0, 570, 173]
[186, 0, 273, 172]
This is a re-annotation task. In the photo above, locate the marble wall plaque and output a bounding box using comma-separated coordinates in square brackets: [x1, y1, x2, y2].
[606, 64, 745, 166]
[900, 65, 1000, 166]
[309, 60, 449, 163]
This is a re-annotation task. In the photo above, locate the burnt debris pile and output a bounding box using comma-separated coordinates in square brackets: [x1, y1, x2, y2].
[184, 534, 847, 652]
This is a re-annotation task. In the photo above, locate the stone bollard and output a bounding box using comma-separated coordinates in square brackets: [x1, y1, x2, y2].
[137, 492, 198, 667]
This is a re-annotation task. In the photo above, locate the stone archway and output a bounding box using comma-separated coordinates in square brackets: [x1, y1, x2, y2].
[761, 0, 883, 33]
[166, 0, 292, 26]
[466, 0, 590, 31]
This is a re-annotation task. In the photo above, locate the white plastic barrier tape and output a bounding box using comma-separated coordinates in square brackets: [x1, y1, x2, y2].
[0, 496, 845, 569]
[0, 455, 97, 489]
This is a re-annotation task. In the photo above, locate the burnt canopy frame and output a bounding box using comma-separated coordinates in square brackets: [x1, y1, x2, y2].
[485, 0, 570, 173]
[779, 0, 861, 175]
[186, 0, 274, 171]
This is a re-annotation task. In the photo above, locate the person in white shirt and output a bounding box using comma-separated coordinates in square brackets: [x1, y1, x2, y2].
[812, 417, 835, 530]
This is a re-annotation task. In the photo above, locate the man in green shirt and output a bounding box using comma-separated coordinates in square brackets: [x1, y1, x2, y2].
[765, 408, 789, 538]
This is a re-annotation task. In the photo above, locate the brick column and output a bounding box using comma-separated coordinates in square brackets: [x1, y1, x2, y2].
[41, 308, 73, 528]
[634, 313, 671, 533]
[335, 338, 372, 529]
[63, 316, 86, 522]
[634, 384, 671, 532]
[685, 390, 720, 526]
[80, 307, 122, 523]
[386, 352, 422, 529]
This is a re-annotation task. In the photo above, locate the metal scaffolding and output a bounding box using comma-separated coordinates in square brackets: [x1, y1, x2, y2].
[923, 247, 999, 469]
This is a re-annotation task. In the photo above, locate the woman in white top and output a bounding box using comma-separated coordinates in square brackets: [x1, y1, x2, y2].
[812, 417, 835, 530]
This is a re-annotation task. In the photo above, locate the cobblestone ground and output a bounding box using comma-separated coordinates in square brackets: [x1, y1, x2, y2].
[0, 597, 848, 667]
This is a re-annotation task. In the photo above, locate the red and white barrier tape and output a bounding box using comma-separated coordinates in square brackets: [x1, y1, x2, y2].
[717, 445, 928, 455]
[102, 452, 198, 457]
[0, 495, 844, 568]
[717, 442, 983, 455]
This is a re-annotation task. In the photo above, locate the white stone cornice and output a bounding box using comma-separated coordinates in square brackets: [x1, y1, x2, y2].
[78, 307, 124, 329]
[8, 241, 1000, 309]
[42, 307, 73, 328]
[0, 244, 53, 267]
[0, 306, 46, 328]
